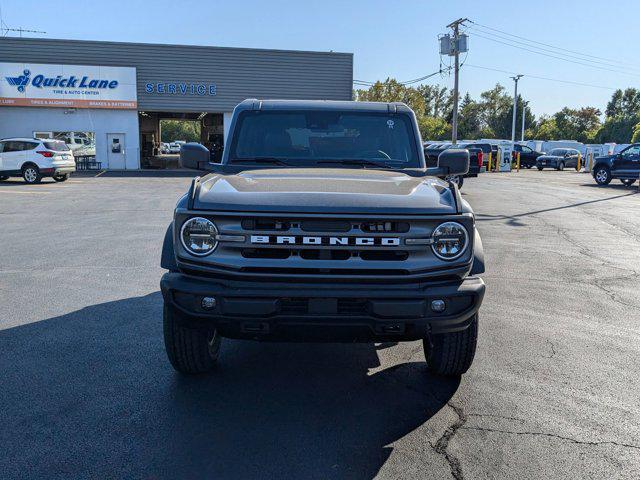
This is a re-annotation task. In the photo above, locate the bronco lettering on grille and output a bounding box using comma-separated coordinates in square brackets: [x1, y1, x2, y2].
[250, 235, 401, 247]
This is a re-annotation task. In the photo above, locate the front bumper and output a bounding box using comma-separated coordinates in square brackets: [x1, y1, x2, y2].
[160, 272, 485, 341]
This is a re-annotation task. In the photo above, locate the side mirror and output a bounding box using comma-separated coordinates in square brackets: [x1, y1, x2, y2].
[438, 148, 469, 175]
[180, 143, 210, 170]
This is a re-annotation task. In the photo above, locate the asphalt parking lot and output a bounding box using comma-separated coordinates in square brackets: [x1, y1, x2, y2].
[1, 170, 639, 479]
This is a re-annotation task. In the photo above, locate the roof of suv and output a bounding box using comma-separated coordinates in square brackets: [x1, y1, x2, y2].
[236, 99, 413, 113]
[0, 137, 43, 142]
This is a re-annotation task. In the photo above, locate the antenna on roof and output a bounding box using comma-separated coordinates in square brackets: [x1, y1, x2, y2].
[2, 27, 46, 37]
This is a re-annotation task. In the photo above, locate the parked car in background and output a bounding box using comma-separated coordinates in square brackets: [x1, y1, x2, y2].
[513, 144, 544, 168]
[423, 143, 483, 188]
[592, 143, 640, 186]
[168, 142, 182, 154]
[161, 142, 171, 154]
[0, 138, 75, 183]
[458, 142, 491, 167]
[424, 143, 452, 165]
[536, 148, 580, 171]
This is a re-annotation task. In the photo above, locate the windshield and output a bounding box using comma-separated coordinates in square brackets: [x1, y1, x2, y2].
[43, 140, 70, 151]
[548, 149, 567, 156]
[228, 110, 420, 167]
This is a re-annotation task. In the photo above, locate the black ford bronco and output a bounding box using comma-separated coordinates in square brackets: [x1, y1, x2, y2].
[160, 100, 485, 377]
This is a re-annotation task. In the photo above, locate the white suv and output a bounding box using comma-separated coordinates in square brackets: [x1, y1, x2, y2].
[0, 138, 76, 184]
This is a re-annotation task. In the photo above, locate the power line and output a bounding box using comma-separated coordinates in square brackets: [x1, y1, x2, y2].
[470, 31, 638, 78]
[464, 63, 618, 91]
[468, 25, 640, 74]
[353, 66, 452, 87]
[469, 20, 635, 68]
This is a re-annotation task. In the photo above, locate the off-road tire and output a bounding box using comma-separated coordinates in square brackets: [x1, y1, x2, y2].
[22, 164, 42, 184]
[424, 314, 478, 376]
[621, 178, 637, 187]
[163, 302, 221, 374]
[53, 174, 69, 182]
[594, 166, 612, 185]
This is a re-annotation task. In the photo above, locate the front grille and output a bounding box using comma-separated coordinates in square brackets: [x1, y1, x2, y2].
[177, 212, 474, 282]
[280, 298, 369, 316]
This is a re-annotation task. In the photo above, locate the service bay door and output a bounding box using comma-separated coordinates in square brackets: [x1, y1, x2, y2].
[106, 133, 126, 169]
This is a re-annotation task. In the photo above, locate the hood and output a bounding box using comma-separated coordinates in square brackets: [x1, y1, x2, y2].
[194, 168, 457, 214]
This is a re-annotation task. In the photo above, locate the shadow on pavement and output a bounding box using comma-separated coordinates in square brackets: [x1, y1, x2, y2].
[0, 293, 458, 480]
[476, 190, 638, 226]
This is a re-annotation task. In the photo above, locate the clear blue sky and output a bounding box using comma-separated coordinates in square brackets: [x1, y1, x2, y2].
[1, 0, 638, 117]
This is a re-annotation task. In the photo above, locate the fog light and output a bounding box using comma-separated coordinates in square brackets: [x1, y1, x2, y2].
[201, 297, 217, 310]
[431, 299, 446, 312]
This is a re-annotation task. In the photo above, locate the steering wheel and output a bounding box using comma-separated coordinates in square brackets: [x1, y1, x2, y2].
[360, 149, 391, 160]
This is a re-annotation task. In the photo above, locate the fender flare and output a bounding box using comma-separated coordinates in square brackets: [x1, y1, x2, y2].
[470, 229, 485, 275]
[161, 222, 178, 272]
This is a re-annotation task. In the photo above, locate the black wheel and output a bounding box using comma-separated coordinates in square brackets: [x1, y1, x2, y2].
[557, 161, 565, 171]
[445, 174, 463, 189]
[53, 173, 69, 182]
[424, 314, 478, 376]
[525, 164, 532, 169]
[163, 302, 221, 374]
[22, 164, 42, 184]
[621, 179, 637, 187]
[537, 167, 543, 171]
[594, 166, 612, 185]
[0, 175, 9, 181]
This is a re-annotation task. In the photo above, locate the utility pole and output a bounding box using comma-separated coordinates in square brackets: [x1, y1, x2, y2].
[510, 74, 523, 144]
[447, 18, 468, 145]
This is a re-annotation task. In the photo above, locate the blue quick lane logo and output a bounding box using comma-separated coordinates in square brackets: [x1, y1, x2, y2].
[5, 69, 119, 93]
[6, 69, 31, 93]
[145, 82, 217, 96]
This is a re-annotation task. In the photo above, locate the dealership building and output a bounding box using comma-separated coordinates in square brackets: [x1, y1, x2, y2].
[0, 37, 353, 169]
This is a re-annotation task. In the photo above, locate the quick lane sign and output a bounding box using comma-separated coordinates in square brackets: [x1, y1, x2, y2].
[0, 62, 138, 109]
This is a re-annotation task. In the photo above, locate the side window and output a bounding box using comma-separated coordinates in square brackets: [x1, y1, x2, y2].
[622, 145, 640, 157]
[522, 146, 533, 154]
[3, 141, 18, 152]
[0, 142, 4, 153]
[21, 142, 38, 151]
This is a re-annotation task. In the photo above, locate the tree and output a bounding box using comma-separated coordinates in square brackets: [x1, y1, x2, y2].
[631, 122, 640, 143]
[458, 93, 483, 139]
[416, 84, 453, 119]
[160, 120, 201, 143]
[529, 115, 560, 140]
[355, 78, 427, 125]
[605, 88, 640, 118]
[419, 116, 451, 141]
[553, 107, 601, 143]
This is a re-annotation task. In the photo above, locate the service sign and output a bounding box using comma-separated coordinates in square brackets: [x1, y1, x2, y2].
[0, 62, 137, 109]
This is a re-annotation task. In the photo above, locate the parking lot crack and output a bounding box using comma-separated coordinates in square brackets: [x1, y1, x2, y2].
[431, 402, 467, 480]
[460, 426, 640, 451]
[542, 339, 556, 359]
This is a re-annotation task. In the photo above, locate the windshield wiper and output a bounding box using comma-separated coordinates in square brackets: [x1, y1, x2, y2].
[232, 157, 291, 166]
[316, 159, 395, 169]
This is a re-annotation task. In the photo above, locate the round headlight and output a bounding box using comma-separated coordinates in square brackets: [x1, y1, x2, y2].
[431, 222, 468, 260]
[180, 217, 218, 256]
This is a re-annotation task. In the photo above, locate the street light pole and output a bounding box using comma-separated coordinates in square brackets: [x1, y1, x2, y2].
[510, 75, 523, 144]
[521, 98, 526, 141]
